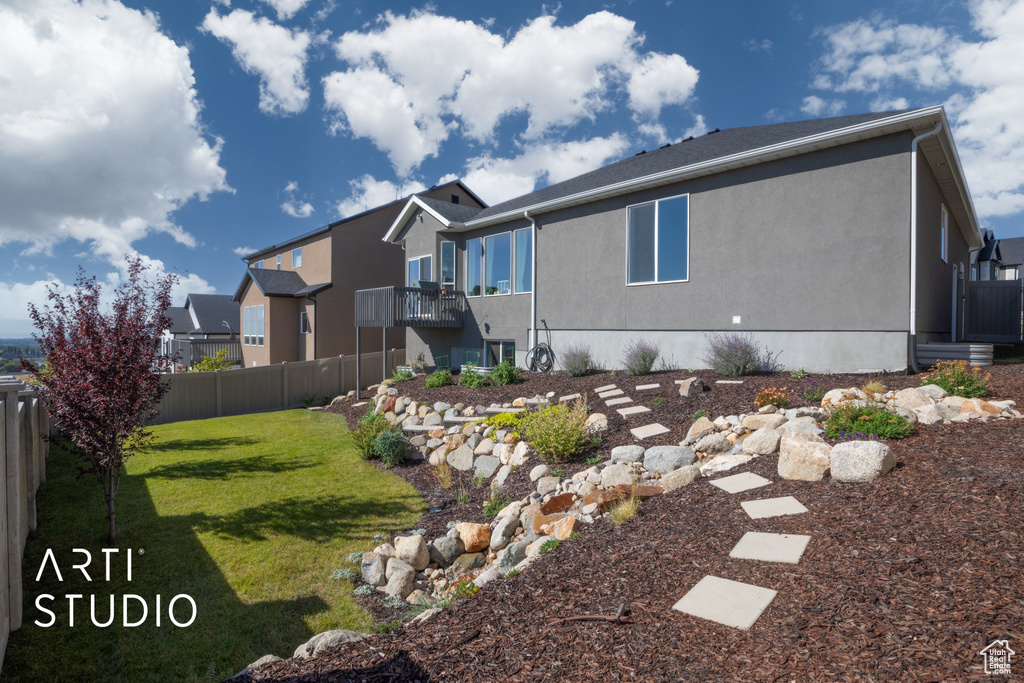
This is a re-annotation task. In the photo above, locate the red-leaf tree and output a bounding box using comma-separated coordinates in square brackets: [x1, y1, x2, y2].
[23, 256, 177, 543]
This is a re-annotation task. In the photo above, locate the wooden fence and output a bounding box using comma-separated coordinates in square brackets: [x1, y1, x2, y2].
[0, 377, 50, 671]
[153, 349, 405, 425]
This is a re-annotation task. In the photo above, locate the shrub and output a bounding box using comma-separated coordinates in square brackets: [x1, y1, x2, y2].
[190, 347, 235, 373]
[790, 368, 808, 379]
[431, 462, 452, 489]
[701, 332, 783, 376]
[483, 411, 527, 438]
[862, 377, 886, 395]
[457, 364, 489, 388]
[622, 337, 660, 376]
[652, 396, 665, 406]
[425, 369, 452, 388]
[372, 428, 408, 468]
[561, 343, 595, 377]
[352, 411, 391, 459]
[920, 360, 989, 398]
[802, 383, 830, 403]
[524, 399, 590, 463]
[609, 494, 641, 525]
[825, 405, 914, 440]
[487, 360, 523, 386]
[754, 387, 790, 409]
[391, 368, 413, 382]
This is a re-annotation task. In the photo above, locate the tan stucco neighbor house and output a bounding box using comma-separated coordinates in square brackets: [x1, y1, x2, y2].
[232, 180, 485, 367]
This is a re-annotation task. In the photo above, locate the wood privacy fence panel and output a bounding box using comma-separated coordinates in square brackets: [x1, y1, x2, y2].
[0, 379, 50, 672]
[964, 280, 1024, 343]
[153, 350, 404, 425]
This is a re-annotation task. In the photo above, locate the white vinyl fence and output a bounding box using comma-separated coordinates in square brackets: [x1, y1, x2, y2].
[153, 349, 405, 425]
[0, 377, 50, 671]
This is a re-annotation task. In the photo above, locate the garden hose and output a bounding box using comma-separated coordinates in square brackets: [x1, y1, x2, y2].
[526, 342, 555, 373]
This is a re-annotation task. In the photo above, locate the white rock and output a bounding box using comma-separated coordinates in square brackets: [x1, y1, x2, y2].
[394, 535, 430, 571]
[830, 441, 896, 483]
[293, 630, 368, 659]
[778, 432, 831, 481]
[892, 387, 935, 410]
[659, 465, 701, 492]
[509, 441, 530, 466]
[530, 464, 549, 481]
[601, 463, 636, 487]
[742, 428, 781, 455]
[918, 384, 948, 401]
[698, 454, 753, 475]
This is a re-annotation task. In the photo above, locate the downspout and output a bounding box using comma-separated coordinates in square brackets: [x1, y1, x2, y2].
[524, 210, 537, 352]
[908, 121, 943, 373]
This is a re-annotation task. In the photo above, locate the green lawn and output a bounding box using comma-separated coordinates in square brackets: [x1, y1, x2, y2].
[993, 343, 1024, 364]
[3, 410, 425, 682]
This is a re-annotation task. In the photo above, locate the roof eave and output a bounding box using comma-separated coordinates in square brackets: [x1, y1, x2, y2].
[383, 196, 465, 243]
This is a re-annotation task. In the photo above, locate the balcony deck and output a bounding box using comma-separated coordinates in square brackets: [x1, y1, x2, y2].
[355, 286, 466, 328]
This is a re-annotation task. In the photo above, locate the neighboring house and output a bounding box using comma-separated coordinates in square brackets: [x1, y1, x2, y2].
[233, 180, 485, 367]
[370, 106, 982, 374]
[160, 294, 241, 369]
[971, 229, 1001, 281]
[997, 236, 1024, 280]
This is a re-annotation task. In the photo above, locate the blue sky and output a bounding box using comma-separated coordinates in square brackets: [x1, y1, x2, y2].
[2, 0, 1023, 335]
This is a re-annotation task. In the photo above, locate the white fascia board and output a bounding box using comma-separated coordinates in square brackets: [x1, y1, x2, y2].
[935, 109, 983, 250]
[459, 107, 953, 230]
[383, 196, 464, 243]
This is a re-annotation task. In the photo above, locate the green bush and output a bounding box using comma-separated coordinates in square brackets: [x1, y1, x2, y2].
[538, 539, 561, 555]
[482, 490, 507, 517]
[458, 364, 489, 388]
[391, 368, 413, 382]
[487, 360, 523, 386]
[425, 369, 452, 388]
[483, 411, 528, 438]
[351, 411, 391, 459]
[372, 428, 408, 468]
[524, 399, 589, 463]
[825, 405, 914, 440]
[189, 347, 236, 373]
[920, 360, 989, 398]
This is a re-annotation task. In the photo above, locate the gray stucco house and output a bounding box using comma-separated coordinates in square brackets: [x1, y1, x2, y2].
[369, 106, 982, 373]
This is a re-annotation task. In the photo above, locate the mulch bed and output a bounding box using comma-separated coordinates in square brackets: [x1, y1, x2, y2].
[243, 365, 1024, 682]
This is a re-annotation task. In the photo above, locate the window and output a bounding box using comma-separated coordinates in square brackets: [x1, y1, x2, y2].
[514, 228, 532, 293]
[300, 311, 310, 334]
[257, 305, 264, 346]
[487, 341, 515, 366]
[408, 255, 432, 285]
[243, 306, 250, 345]
[242, 305, 264, 346]
[484, 233, 512, 295]
[293, 247, 303, 268]
[451, 194, 460, 205]
[255, 260, 264, 269]
[276, 254, 281, 270]
[440, 241, 456, 288]
[466, 238, 482, 296]
[940, 205, 948, 263]
[627, 194, 689, 284]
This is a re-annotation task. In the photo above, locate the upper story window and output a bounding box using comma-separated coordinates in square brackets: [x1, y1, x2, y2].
[514, 228, 532, 293]
[408, 254, 432, 285]
[940, 205, 949, 263]
[276, 254, 281, 270]
[440, 241, 455, 288]
[293, 247, 303, 268]
[466, 238, 482, 296]
[484, 233, 512, 295]
[466, 230, 532, 297]
[255, 260, 264, 269]
[627, 194, 689, 285]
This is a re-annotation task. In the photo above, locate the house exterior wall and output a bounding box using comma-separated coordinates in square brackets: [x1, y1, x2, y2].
[406, 132, 925, 372]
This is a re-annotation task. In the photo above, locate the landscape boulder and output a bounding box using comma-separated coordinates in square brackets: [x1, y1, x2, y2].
[742, 427, 781, 455]
[600, 463, 635, 488]
[383, 558, 415, 599]
[428, 536, 464, 568]
[778, 432, 831, 481]
[684, 416, 716, 443]
[293, 630, 368, 659]
[741, 414, 787, 431]
[610, 445, 645, 463]
[455, 522, 491, 552]
[831, 441, 896, 483]
[659, 465, 701, 492]
[393, 535, 430, 571]
[360, 552, 387, 587]
[643, 445, 695, 473]
[446, 444, 475, 471]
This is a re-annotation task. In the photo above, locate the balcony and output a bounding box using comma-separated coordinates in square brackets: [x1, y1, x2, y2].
[355, 285, 466, 328]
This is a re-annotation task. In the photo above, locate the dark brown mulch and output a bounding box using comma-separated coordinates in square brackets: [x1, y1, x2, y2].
[248, 365, 1024, 682]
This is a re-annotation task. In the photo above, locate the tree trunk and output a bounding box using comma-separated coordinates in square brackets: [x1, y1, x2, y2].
[105, 469, 116, 544]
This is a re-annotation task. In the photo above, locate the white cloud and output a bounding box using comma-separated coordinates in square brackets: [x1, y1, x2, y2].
[447, 134, 632, 206]
[260, 0, 310, 21]
[810, 0, 1024, 220]
[233, 246, 255, 256]
[0, 0, 230, 265]
[201, 8, 311, 116]
[323, 10, 699, 175]
[281, 181, 314, 217]
[335, 175, 426, 218]
[800, 95, 846, 117]
[0, 278, 70, 336]
[744, 38, 774, 52]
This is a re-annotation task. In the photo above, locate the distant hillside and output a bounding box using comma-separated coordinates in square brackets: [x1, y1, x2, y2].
[0, 339, 42, 373]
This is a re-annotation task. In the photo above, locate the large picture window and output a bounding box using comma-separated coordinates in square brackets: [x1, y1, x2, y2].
[627, 194, 689, 284]
[466, 238, 482, 296]
[514, 228, 532, 293]
[440, 241, 455, 288]
[466, 231, 532, 296]
[243, 305, 265, 346]
[484, 233, 512, 295]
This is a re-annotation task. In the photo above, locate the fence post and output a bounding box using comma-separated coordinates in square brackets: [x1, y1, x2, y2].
[18, 393, 35, 534]
[339, 355, 346, 395]
[2, 377, 25, 635]
[215, 370, 223, 418]
[282, 361, 289, 409]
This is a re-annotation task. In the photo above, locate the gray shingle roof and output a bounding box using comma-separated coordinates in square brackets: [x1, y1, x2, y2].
[164, 307, 194, 334]
[470, 110, 912, 222]
[978, 229, 998, 261]
[998, 236, 1024, 267]
[187, 294, 241, 334]
[232, 268, 333, 301]
[416, 196, 486, 223]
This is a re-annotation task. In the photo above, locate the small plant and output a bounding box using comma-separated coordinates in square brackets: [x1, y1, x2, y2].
[538, 539, 561, 555]
[790, 368, 808, 379]
[825, 405, 914, 440]
[549, 468, 565, 478]
[372, 428, 408, 468]
[352, 584, 375, 597]
[861, 377, 886, 395]
[432, 462, 453, 489]
[472, 474, 486, 488]
[701, 331, 782, 376]
[391, 368, 413, 382]
[410, 352, 427, 371]
[920, 360, 989, 398]
[585, 455, 604, 465]
[802, 382, 830, 403]
[373, 619, 405, 634]
[302, 394, 323, 408]
[425, 369, 452, 388]
[458, 363, 489, 388]
[487, 360, 523, 386]
[503, 568, 522, 578]
[483, 411, 527, 438]
[190, 347, 236, 373]
[451, 578, 479, 600]
[454, 480, 469, 506]
[754, 387, 790, 409]
[331, 568, 360, 581]
[561, 343, 595, 377]
[691, 409, 707, 421]
[347, 551, 365, 564]
[382, 595, 407, 609]
[652, 396, 665, 406]
[622, 337, 660, 376]
[352, 411, 391, 459]
[372, 532, 388, 543]
[482, 489, 507, 517]
[609, 493, 641, 525]
[410, 528, 426, 536]
[524, 398, 590, 463]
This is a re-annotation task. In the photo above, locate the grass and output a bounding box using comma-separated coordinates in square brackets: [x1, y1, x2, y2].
[4, 410, 425, 682]
[994, 343, 1024, 365]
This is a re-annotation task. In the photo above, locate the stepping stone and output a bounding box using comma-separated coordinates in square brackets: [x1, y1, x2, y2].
[559, 393, 581, 403]
[617, 406, 651, 417]
[401, 425, 436, 432]
[594, 384, 617, 393]
[484, 407, 525, 414]
[352, 402, 367, 407]
[729, 532, 811, 565]
[715, 380, 744, 384]
[605, 397, 633, 407]
[672, 576, 777, 630]
[630, 423, 670, 440]
[443, 416, 480, 423]
[740, 496, 808, 519]
[635, 383, 660, 391]
[598, 389, 624, 398]
[709, 472, 772, 494]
